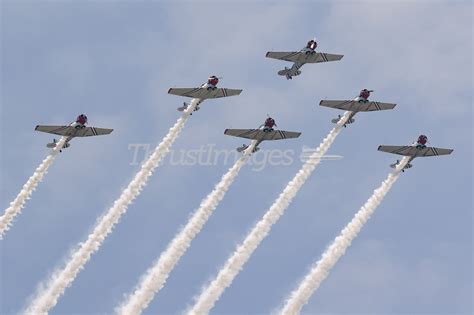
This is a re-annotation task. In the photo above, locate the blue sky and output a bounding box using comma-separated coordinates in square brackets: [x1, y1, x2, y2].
[1, 1, 472, 314]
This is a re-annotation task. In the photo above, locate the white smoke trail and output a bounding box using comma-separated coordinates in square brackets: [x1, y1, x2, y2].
[279, 156, 410, 315]
[23, 100, 198, 315]
[0, 137, 67, 239]
[187, 112, 351, 315]
[117, 141, 257, 315]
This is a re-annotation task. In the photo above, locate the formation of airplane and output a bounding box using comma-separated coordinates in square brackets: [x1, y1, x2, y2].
[35, 114, 113, 152]
[266, 39, 343, 79]
[168, 75, 242, 113]
[378, 135, 453, 171]
[319, 89, 397, 127]
[224, 117, 301, 153]
[33, 40, 453, 173]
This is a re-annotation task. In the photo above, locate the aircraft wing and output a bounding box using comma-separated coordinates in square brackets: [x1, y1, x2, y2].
[73, 126, 113, 137]
[224, 129, 301, 141]
[305, 52, 344, 63]
[35, 125, 73, 136]
[167, 87, 242, 99]
[320, 100, 396, 112]
[35, 125, 113, 137]
[378, 145, 453, 157]
[266, 51, 302, 63]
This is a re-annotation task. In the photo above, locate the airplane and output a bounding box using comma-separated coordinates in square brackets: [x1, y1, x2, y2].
[224, 117, 301, 153]
[35, 114, 113, 152]
[265, 39, 343, 79]
[378, 135, 453, 171]
[168, 75, 242, 113]
[319, 89, 396, 127]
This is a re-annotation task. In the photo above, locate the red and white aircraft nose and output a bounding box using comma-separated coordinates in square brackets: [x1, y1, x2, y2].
[418, 135, 428, 145]
[265, 117, 276, 127]
[76, 114, 88, 125]
[359, 89, 371, 99]
[208, 76, 219, 86]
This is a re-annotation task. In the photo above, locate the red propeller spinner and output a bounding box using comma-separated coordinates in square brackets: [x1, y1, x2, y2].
[265, 117, 276, 129]
[306, 39, 317, 50]
[417, 135, 428, 145]
[208, 76, 219, 86]
[76, 114, 88, 125]
[359, 89, 373, 100]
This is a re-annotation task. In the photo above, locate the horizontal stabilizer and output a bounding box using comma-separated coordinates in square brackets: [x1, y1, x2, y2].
[177, 102, 188, 112]
[390, 161, 413, 168]
[236, 144, 249, 153]
[278, 68, 290, 76]
[332, 117, 355, 124]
